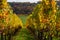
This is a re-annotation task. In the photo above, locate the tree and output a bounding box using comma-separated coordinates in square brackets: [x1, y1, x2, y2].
[0, 0, 23, 40]
[26, 0, 57, 40]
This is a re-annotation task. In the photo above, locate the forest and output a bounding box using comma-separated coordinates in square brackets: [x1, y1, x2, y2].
[8, 1, 60, 14]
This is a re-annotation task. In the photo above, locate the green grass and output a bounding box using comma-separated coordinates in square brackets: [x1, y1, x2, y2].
[19, 15, 28, 26]
[12, 28, 35, 40]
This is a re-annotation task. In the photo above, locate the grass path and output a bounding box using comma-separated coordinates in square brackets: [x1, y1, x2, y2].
[19, 15, 28, 26]
[12, 15, 35, 40]
[12, 28, 35, 40]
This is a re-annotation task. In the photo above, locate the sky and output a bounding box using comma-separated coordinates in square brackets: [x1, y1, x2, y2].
[7, 0, 40, 3]
[7, 0, 59, 3]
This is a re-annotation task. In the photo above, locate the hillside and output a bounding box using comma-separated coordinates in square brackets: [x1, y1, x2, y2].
[8, 1, 60, 14]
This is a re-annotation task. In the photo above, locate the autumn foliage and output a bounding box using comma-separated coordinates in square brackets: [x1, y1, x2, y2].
[26, 0, 60, 40]
[0, 0, 23, 35]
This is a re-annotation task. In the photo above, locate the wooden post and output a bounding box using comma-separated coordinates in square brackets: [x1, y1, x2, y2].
[1, 32, 3, 40]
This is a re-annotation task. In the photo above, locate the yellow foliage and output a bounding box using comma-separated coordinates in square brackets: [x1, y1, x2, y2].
[0, 0, 23, 35]
[8, 13, 23, 29]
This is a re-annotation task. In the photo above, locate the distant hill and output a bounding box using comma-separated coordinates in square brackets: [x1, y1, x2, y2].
[8, 1, 60, 14]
